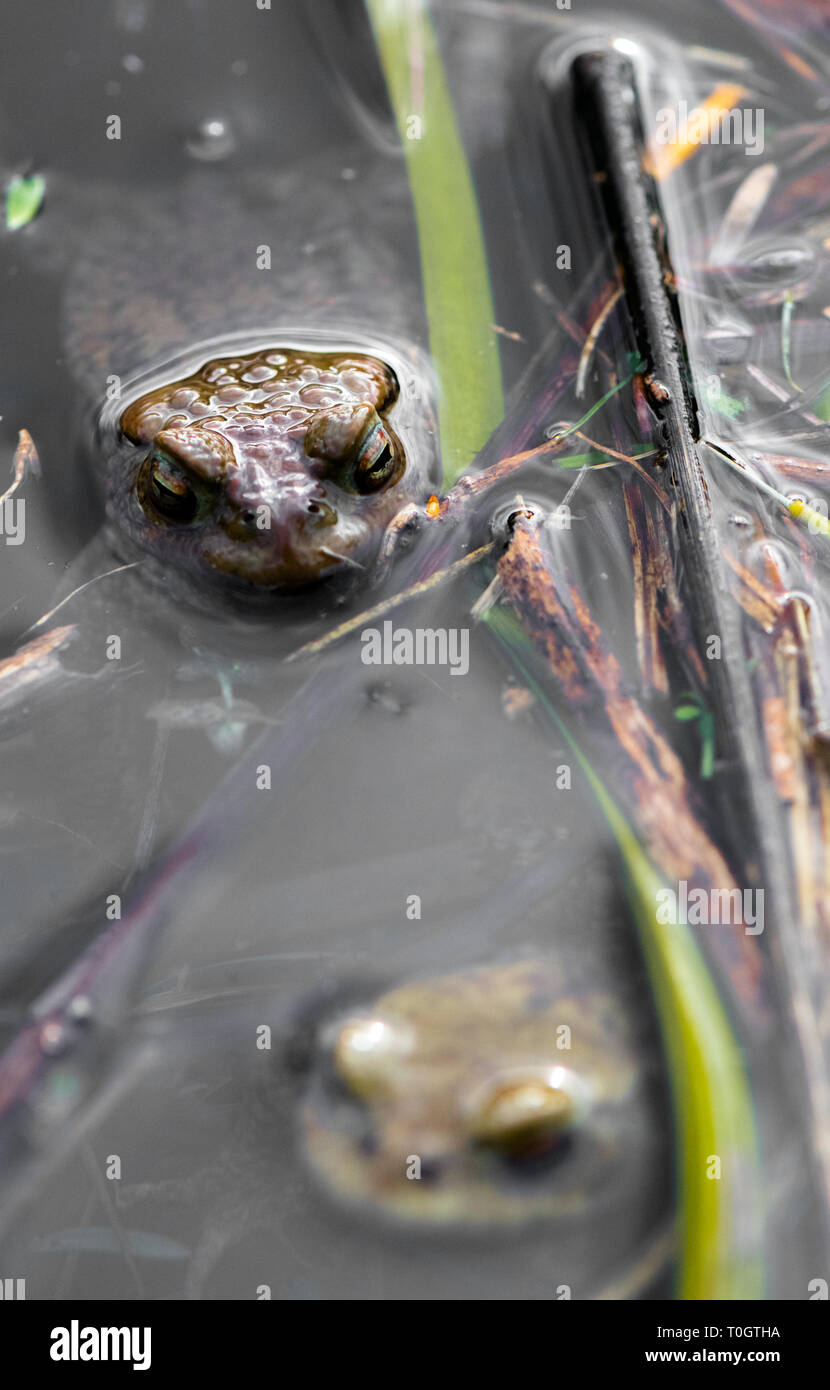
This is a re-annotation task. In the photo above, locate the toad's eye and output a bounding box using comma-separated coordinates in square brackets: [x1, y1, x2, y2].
[304, 403, 404, 495]
[465, 1067, 591, 1164]
[145, 455, 199, 523]
[353, 420, 398, 494]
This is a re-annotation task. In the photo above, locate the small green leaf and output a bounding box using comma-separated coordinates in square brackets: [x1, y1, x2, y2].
[699, 710, 716, 781]
[675, 696, 715, 777]
[699, 382, 748, 420]
[5, 173, 45, 230]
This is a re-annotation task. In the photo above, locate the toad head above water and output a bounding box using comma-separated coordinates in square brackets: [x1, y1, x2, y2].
[300, 961, 644, 1228]
[113, 347, 417, 591]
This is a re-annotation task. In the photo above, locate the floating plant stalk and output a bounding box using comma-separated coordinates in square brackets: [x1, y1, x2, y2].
[364, 0, 504, 487]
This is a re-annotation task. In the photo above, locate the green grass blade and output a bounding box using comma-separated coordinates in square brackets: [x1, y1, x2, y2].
[365, 0, 504, 487]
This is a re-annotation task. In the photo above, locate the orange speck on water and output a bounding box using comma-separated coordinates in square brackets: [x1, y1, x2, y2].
[426, 495, 440, 518]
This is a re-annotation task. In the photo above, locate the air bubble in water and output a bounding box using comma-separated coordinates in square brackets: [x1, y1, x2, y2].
[185, 117, 236, 163]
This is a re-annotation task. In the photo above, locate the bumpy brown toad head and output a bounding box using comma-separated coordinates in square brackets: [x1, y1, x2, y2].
[113, 347, 414, 591]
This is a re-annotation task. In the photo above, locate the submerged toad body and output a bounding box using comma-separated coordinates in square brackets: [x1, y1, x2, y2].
[21, 151, 434, 599]
[301, 961, 643, 1226]
[112, 345, 421, 592]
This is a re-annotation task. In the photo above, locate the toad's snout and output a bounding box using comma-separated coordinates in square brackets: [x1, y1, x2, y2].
[222, 470, 338, 542]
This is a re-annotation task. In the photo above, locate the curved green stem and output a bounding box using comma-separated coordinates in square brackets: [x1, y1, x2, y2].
[485, 608, 764, 1298]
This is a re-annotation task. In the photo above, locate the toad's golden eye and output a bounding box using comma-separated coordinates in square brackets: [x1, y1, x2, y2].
[304, 402, 404, 495]
[470, 1078, 573, 1152]
[465, 1066, 590, 1159]
[145, 455, 199, 523]
[353, 420, 398, 494]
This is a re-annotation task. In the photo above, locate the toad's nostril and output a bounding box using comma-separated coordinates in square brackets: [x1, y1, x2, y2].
[304, 499, 337, 528]
[260, 495, 338, 533]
